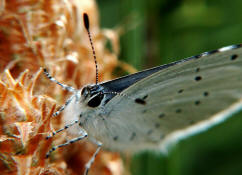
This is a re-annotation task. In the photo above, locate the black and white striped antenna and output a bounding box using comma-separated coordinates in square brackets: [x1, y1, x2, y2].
[83, 13, 99, 84]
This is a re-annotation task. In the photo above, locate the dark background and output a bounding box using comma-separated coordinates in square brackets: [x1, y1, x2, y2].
[97, 0, 242, 175]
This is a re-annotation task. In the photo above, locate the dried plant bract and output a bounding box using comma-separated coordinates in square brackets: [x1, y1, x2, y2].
[0, 0, 123, 175]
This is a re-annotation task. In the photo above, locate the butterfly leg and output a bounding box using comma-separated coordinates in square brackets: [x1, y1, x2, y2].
[43, 68, 76, 116]
[52, 95, 75, 117]
[43, 68, 76, 92]
[84, 139, 102, 175]
[46, 131, 88, 158]
[46, 120, 79, 139]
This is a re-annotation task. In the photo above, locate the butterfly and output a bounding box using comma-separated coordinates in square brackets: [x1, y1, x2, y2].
[44, 13, 242, 175]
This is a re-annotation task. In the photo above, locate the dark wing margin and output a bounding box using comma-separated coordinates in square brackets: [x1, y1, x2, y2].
[100, 63, 177, 93]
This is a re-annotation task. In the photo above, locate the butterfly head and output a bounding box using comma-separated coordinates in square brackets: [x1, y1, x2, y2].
[80, 84, 105, 108]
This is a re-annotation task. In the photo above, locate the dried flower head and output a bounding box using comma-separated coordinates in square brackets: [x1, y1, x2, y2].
[0, 0, 123, 175]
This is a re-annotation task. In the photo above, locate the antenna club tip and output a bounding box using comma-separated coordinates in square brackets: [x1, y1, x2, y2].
[83, 13, 89, 30]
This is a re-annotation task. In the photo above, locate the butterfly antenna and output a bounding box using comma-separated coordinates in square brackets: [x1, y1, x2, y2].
[83, 13, 99, 84]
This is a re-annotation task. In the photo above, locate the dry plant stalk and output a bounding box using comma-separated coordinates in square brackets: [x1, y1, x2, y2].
[0, 0, 123, 175]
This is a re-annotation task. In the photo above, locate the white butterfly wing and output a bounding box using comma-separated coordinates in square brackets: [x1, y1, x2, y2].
[99, 45, 242, 152]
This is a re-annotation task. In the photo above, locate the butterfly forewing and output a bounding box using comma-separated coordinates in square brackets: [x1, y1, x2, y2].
[101, 45, 242, 151]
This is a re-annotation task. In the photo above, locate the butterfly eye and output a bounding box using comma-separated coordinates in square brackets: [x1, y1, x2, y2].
[87, 93, 104, 108]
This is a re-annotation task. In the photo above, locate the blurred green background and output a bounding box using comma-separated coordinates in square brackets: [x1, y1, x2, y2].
[97, 0, 242, 175]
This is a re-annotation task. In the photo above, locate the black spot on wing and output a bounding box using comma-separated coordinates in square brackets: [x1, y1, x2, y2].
[135, 98, 146, 105]
[231, 54, 238, 60]
[204, 92, 209, 97]
[195, 76, 202, 81]
[178, 89, 184, 93]
[142, 95, 148, 100]
[195, 100, 201, 105]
